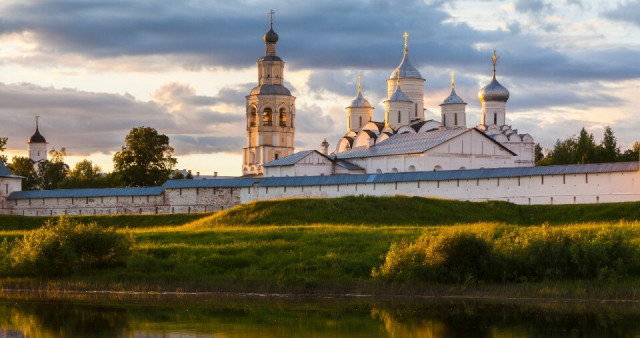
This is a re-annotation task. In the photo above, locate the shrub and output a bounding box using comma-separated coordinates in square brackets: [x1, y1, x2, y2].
[8, 216, 133, 277]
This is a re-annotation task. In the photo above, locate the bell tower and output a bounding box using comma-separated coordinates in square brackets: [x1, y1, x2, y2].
[243, 10, 296, 176]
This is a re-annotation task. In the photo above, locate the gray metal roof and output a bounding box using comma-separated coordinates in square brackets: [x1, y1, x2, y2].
[335, 128, 470, 159]
[262, 150, 316, 167]
[163, 178, 258, 189]
[387, 84, 411, 101]
[8, 186, 164, 200]
[441, 88, 466, 105]
[249, 84, 291, 96]
[335, 159, 364, 171]
[389, 52, 423, 79]
[347, 91, 373, 108]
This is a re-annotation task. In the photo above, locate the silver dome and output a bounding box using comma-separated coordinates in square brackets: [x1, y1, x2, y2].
[441, 88, 466, 105]
[348, 91, 373, 108]
[478, 77, 509, 102]
[389, 52, 423, 80]
[387, 84, 410, 101]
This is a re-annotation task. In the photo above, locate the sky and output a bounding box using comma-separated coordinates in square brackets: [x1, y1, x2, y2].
[1, 0, 639, 176]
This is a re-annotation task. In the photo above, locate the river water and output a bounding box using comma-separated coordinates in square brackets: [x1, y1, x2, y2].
[1, 293, 639, 337]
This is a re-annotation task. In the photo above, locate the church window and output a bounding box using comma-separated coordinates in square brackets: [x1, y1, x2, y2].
[434, 165, 442, 171]
[415, 103, 418, 117]
[359, 116, 362, 128]
[408, 165, 416, 172]
[376, 169, 382, 174]
[443, 115, 446, 125]
[249, 108, 257, 127]
[279, 108, 287, 126]
[493, 113, 497, 125]
[275, 153, 279, 160]
[263, 108, 273, 126]
[397, 111, 401, 124]
[391, 168, 398, 173]
[454, 113, 458, 125]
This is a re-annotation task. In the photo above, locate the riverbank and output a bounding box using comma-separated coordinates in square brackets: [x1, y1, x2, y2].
[1, 197, 640, 300]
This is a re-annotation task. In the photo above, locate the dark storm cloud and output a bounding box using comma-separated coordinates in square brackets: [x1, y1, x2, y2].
[0, 0, 636, 83]
[0, 82, 245, 156]
[603, 0, 640, 27]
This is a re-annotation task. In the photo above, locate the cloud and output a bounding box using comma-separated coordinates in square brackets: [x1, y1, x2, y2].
[514, 0, 546, 13]
[603, 1, 640, 27]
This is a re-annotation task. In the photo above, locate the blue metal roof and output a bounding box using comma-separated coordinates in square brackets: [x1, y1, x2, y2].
[0, 161, 22, 178]
[163, 177, 258, 189]
[262, 150, 316, 167]
[8, 186, 164, 200]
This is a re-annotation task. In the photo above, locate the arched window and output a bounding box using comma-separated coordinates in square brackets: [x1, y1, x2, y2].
[263, 108, 273, 126]
[415, 103, 418, 117]
[359, 116, 362, 128]
[275, 153, 279, 160]
[397, 111, 401, 124]
[391, 168, 398, 173]
[493, 113, 497, 125]
[249, 107, 257, 127]
[433, 165, 442, 171]
[454, 113, 458, 126]
[279, 108, 287, 126]
[376, 169, 382, 174]
[443, 115, 446, 126]
[408, 165, 416, 172]
[459, 166, 466, 170]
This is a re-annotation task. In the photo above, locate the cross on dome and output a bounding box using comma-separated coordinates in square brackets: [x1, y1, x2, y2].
[403, 32, 409, 54]
[491, 50, 499, 78]
[269, 9, 275, 28]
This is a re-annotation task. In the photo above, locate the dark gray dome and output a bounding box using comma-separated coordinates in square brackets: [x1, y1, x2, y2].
[29, 127, 46, 143]
[441, 88, 466, 105]
[478, 77, 509, 102]
[263, 28, 279, 43]
[250, 85, 291, 96]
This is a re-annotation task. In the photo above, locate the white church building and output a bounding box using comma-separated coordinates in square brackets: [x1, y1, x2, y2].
[261, 32, 535, 177]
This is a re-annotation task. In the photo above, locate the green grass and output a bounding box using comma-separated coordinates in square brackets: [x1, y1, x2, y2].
[192, 196, 640, 227]
[2, 196, 640, 298]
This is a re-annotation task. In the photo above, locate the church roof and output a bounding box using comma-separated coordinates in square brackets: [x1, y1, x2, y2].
[249, 84, 291, 96]
[8, 186, 164, 200]
[441, 88, 466, 105]
[348, 91, 373, 108]
[389, 52, 423, 80]
[387, 84, 411, 101]
[478, 77, 509, 102]
[0, 161, 22, 178]
[262, 150, 316, 167]
[29, 127, 46, 143]
[335, 128, 516, 160]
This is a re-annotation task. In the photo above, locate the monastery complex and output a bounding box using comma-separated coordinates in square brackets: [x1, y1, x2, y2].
[1, 17, 639, 216]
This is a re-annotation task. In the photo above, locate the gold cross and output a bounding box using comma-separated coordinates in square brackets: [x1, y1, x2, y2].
[357, 75, 362, 93]
[403, 32, 409, 52]
[451, 71, 455, 89]
[269, 9, 275, 28]
[35, 114, 40, 128]
[491, 50, 499, 76]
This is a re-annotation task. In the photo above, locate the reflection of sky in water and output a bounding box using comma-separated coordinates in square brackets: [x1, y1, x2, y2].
[1, 296, 640, 337]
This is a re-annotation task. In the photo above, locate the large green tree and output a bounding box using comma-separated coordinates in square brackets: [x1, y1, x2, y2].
[38, 148, 68, 190]
[59, 159, 106, 189]
[113, 127, 177, 187]
[596, 126, 620, 163]
[7, 157, 38, 190]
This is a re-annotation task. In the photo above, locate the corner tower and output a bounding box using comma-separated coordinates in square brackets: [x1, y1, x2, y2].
[243, 10, 296, 176]
[28, 115, 47, 166]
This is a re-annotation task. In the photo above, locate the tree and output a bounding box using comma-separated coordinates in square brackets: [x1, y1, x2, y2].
[574, 128, 596, 164]
[59, 159, 105, 189]
[38, 147, 68, 190]
[597, 126, 620, 163]
[0, 137, 7, 165]
[113, 127, 177, 187]
[7, 157, 38, 190]
[620, 141, 639, 162]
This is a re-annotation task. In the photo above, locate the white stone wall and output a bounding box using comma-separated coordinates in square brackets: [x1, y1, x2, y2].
[241, 170, 640, 206]
[0, 177, 22, 214]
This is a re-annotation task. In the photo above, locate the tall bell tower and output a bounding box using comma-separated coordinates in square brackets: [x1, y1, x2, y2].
[242, 10, 296, 176]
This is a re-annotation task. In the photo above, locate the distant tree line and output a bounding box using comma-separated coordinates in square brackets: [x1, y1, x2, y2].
[1, 126, 189, 190]
[536, 126, 639, 166]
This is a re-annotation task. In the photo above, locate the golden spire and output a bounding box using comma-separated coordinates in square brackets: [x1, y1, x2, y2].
[357, 75, 362, 93]
[403, 32, 409, 54]
[451, 71, 455, 90]
[269, 9, 275, 29]
[491, 50, 499, 78]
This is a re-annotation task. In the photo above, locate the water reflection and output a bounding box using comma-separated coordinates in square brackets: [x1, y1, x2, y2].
[0, 293, 639, 337]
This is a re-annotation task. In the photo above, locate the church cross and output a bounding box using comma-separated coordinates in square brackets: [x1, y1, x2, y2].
[451, 71, 455, 89]
[35, 114, 40, 129]
[403, 32, 409, 53]
[491, 50, 499, 77]
[269, 9, 275, 28]
[357, 75, 362, 93]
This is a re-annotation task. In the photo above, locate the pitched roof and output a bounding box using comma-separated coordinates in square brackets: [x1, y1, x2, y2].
[0, 161, 22, 178]
[336, 128, 515, 160]
[262, 150, 316, 167]
[8, 186, 164, 200]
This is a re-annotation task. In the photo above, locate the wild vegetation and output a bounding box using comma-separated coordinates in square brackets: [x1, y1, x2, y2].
[0, 196, 640, 298]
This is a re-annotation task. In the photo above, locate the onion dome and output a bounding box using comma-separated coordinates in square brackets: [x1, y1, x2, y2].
[389, 32, 423, 80]
[263, 27, 279, 43]
[478, 50, 510, 102]
[441, 72, 466, 105]
[347, 76, 373, 108]
[29, 116, 46, 143]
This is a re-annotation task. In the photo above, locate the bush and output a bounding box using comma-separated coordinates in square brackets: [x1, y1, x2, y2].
[374, 225, 640, 284]
[8, 216, 133, 277]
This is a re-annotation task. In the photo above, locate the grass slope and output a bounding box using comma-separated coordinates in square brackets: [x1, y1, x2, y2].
[190, 196, 640, 227]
